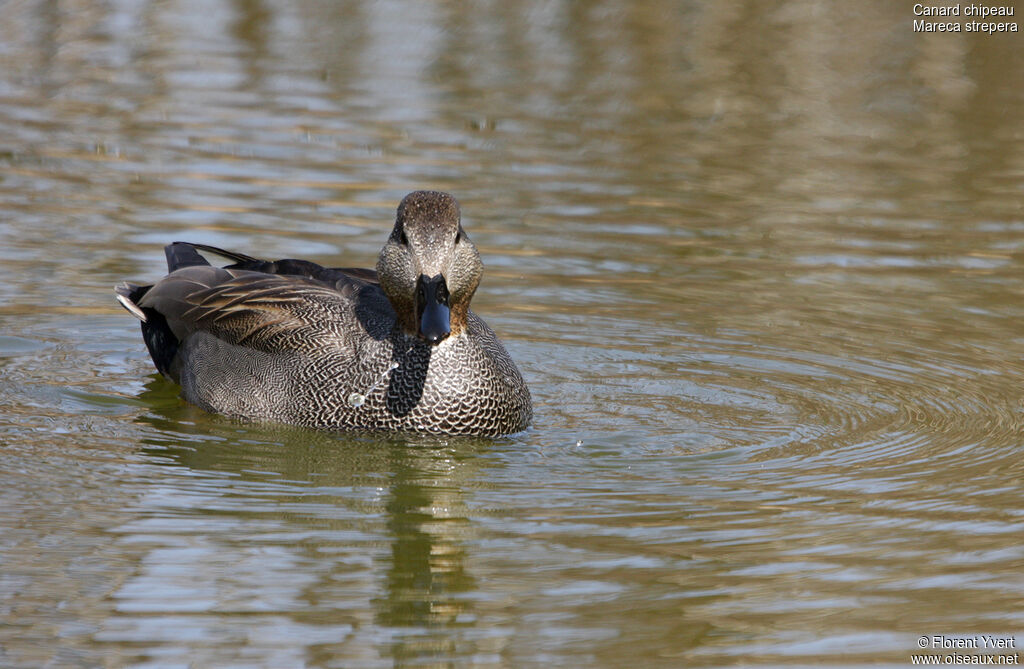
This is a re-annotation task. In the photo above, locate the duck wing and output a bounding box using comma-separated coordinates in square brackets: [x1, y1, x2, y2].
[117, 243, 392, 378]
[174, 242, 380, 286]
[137, 266, 368, 354]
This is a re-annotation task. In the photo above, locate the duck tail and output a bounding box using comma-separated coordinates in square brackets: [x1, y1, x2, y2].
[115, 281, 150, 322]
[115, 280, 179, 378]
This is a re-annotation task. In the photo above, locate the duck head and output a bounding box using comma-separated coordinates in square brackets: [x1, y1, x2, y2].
[377, 191, 483, 345]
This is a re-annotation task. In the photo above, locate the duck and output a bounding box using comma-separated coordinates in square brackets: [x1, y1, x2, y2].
[116, 190, 532, 436]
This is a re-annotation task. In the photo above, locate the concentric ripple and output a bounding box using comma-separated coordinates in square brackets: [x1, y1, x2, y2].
[523, 290, 1024, 478]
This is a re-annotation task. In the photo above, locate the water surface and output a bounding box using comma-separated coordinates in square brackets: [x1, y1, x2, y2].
[1, 1, 1023, 667]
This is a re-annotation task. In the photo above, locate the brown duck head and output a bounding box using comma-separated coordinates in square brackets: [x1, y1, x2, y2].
[376, 191, 483, 344]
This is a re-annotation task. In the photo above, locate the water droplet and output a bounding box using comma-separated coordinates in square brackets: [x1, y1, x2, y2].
[349, 352, 409, 410]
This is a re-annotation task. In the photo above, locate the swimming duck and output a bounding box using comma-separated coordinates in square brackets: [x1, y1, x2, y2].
[116, 191, 532, 436]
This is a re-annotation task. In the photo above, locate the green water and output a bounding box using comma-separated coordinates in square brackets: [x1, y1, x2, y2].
[1, 1, 1022, 666]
